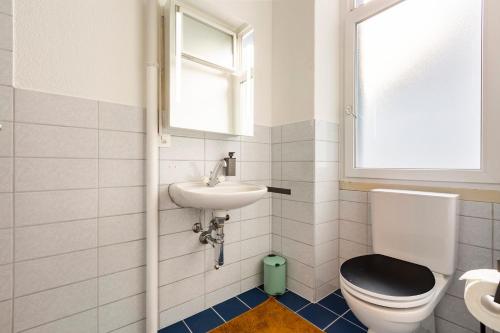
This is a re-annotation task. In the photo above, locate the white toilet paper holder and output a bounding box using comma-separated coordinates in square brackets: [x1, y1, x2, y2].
[480, 260, 500, 333]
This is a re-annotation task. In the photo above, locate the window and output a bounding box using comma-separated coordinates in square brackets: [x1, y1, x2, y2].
[344, 0, 500, 183]
[165, 2, 255, 136]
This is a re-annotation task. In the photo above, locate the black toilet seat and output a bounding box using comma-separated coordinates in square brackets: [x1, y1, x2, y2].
[340, 254, 436, 299]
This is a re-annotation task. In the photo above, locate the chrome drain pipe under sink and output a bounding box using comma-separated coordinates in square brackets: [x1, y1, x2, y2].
[193, 214, 229, 269]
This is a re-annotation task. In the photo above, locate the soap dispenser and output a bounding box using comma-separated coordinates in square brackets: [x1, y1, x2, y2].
[224, 152, 236, 176]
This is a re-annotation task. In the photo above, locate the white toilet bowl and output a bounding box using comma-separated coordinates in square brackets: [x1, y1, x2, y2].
[340, 259, 451, 333]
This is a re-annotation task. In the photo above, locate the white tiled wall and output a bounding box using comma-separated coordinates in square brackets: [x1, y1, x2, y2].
[157, 126, 272, 329]
[0, 13, 148, 329]
[271, 120, 340, 302]
[339, 190, 500, 333]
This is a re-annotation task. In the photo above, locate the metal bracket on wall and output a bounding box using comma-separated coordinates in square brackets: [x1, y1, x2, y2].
[267, 187, 291, 195]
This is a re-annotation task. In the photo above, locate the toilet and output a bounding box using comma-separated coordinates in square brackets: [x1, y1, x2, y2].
[340, 189, 459, 333]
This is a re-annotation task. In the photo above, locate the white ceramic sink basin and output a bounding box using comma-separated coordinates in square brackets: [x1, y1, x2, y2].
[169, 181, 267, 211]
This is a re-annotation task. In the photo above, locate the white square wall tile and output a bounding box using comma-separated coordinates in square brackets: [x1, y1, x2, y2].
[205, 261, 240, 293]
[459, 216, 492, 248]
[315, 141, 338, 162]
[241, 142, 270, 162]
[315, 220, 338, 245]
[282, 219, 314, 245]
[205, 139, 240, 161]
[495, 203, 500, 220]
[271, 144, 282, 162]
[99, 213, 145, 246]
[98, 102, 145, 133]
[241, 253, 266, 279]
[13, 279, 97, 332]
[315, 240, 338, 265]
[315, 162, 339, 182]
[0, 14, 12, 51]
[0, 0, 12, 16]
[241, 273, 262, 293]
[0, 264, 11, 301]
[241, 216, 270, 240]
[99, 239, 145, 275]
[286, 258, 314, 288]
[15, 158, 97, 191]
[460, 200, 492, 219]
[457, 243, 492, 271]
[159, 296, 204, 328]
[0, 121, 12, 157]
[99, 266, 145, 305]
[18, 309, 97, 333]
[205, 282, 241, 308]
[241, 161, 270, 181]
[494, 220, 500, 250]
[315, 120, 339, 142]
[159, 208, 201, 235]
[315, 201, 339, 223]
[99, 130, 145, 159]
[340, 220, 368, 245]
[282, 141, 314, 162]
[435, 294, 479, 332]
[0, 50, 12, 86]
[15, 89, 98, 128]
[0, 228, 11, 264]
[282, 200, 314, 224]
[271, 126, 282, 143]
[15, 124, 98, 158]
[339, 239, 369, 261]
[159, 231, 204, 261]
[315, 181, 339, 202]
[282, 121, 315, 143]
[242, 198, 270, 220]
[15, 219, 97, 261]
[241, 234, 270, 259]
[159, 136, 204, 161]
[286, 277, 314, 302]
[15, 249, 97, 297]
[0, 299, 11, 332]
[98, 293, 145, 333]
[281, 181, 314, 203]
[0, 85, 13, 121]
[159, 160, 204, 184]
[282, 237, 314, 266]
[316, 259, 339, 287]
[340, 190, 368, 203]
[0, 193, 12, 228]
[15, 189, 98, 226]
[340, 200, 368, 223]
[99, 186, 145, 217]
[282, 162, 314, 182]
[159, 274, 204, 311]
[99, 159, 144, 187]
[0, 157, 12, 192]
[159, 251, 204, 286]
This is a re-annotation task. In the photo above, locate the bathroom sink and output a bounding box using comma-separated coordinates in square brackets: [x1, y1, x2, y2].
[169, 181, 267, 211]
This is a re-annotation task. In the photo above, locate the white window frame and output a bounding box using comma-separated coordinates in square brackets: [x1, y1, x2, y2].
[342, 0, 500, 184]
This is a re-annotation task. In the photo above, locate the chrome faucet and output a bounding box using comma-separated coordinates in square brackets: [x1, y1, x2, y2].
[196, 215, 228, 269]
[207, 159, 227, 187]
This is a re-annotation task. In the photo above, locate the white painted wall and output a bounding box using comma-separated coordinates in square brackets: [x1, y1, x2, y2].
[14, 0, 146, 108]
[271, 0, 315, 126]
[14, 0, 273, 126]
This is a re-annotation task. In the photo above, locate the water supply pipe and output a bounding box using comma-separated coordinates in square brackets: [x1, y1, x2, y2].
[146, 0, 159, 332]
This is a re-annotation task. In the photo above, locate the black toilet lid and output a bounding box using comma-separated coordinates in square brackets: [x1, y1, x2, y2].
[340, 254, 435, 297]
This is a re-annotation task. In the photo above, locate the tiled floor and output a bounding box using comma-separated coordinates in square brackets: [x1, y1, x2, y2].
[159, 287, 368, 333]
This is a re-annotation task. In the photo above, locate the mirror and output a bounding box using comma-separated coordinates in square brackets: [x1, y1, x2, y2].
[164, 0, 254, 136]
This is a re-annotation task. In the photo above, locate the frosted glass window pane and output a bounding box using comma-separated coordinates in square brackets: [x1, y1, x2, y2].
[182, 14, 234, 68]
[355, 0, 481, 169]
[173, 59, 233, 133]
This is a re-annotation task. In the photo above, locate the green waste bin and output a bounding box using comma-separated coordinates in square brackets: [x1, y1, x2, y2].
[263, 254, 286, 295]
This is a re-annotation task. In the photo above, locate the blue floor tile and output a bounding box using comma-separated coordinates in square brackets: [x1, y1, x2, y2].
[326, 318, 366, 333]
[213, 297, 249, 321]
[276, 291, 310, 311]
[334, 288, 343, 298]
[344, 310, 367, 330]
[319, 293, 350, 315]
[158, 321, 190, 333]
[238, 288, 269, 308]
[184, 308, 224, 333]
[297, 303, 338, 330]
